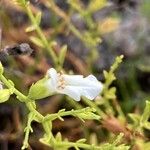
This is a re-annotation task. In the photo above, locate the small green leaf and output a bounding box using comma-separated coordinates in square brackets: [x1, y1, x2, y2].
[30, 36, 44, 48]
[12, 0, 28, 7]
[58, 116, 64, 121]
[35, 11, 42, 25]
[103, 70, 108, 79]
[73, 107, 101, 121]
[109, 74, 116, 81]
[140, 101, 150, 123]
[128, 113, 140, 126]
[105, 87, 116, 99]
[55, 132, 62, 142]
[0, 89, 10, 103]
[88, 0, 106, 13]
[58, 109, 66, 113]
[112, 133, 124, 145]
[143, 122, 150, 130]
[39, 134, 51, 146]
[39, 123, 52, 146]
[58, 45, 67, 67]
[140, 100, 150, 129]
[26, 25, 37, 32]
[77, 139, 86, 143]
[74, 146, 80, 150]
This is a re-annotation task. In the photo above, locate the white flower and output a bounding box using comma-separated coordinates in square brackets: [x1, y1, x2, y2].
[46, 68, 103, 101]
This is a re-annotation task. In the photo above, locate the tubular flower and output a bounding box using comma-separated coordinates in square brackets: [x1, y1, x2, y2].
[46, 68, 103, 101]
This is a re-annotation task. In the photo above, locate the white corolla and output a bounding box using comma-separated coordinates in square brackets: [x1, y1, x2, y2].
[46, 68, 103, 101]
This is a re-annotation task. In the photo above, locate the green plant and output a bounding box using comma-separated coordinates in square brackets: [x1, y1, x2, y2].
[0, 0, 149, 150]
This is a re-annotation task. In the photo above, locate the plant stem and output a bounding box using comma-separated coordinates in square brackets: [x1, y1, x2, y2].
[66, 97, 83, 109]
[25, 5, 58, 67]
[82, 98, 106, 117]
[54, 141, 101, 150]
[22, 113, 35, 150]
[0, 74, 44, 121]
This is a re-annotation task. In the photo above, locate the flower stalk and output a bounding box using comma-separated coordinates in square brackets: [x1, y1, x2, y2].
[19, 1, 58, 67]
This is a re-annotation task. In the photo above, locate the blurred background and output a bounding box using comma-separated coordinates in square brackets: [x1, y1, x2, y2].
[0, 0, 150, 149]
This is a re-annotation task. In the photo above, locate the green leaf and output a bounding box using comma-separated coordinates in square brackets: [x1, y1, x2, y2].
[112, 133, 124, 145]
[39, 134, 51, 147]
[74, 146, 80, 150]
[128, 113, 140, 126]
[30, 36, 44, 48]
[105, 87, 116, 99]
[143, 122, 150, 130]
[35, 11, 42, 25]
[39, 122, 52, 146]
[103, 70, 108, 79]
[0, 89, 11, 103]
[140, 100, 150, 129]
[12, 0, 29, 7]
[88, 0, 106, 13]
[58, 45, 67, 67]
[77, 139, 86, 143]
[26, 25, 37, 32]
[58, 109, 66, 113]
[55, 132, 62, 142]
[73, 107, 101, 121]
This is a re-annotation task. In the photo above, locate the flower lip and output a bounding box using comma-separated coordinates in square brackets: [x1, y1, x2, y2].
[46, 68, 103, 101]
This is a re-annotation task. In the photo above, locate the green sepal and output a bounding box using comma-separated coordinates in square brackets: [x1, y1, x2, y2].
[28, 77, 52, 100]
[0, 89, 11, 103]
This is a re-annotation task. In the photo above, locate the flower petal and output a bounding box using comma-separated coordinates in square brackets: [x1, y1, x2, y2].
[85, 75, 98, 82]
[46, 79, 56, 93]
[64, 74, 102, 87]
[63, 75, 84, 86]
[82, 84, 102, 100]
[82, 75, 103, 99]
[60, 86, 81, 101]
[47, 68, 58, 89]
[46, 69, 103, 101]
[63, 74, 103, 100]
